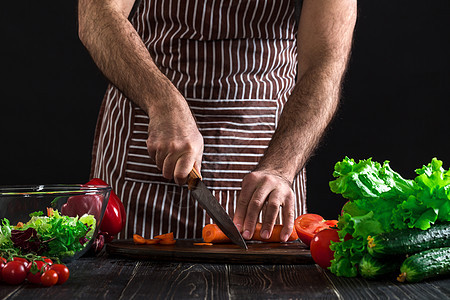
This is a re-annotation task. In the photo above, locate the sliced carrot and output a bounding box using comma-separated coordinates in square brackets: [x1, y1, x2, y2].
[159, 239, 176, 245]
[193, 242, 213, 246]
[16, 222, 24, 228]
[202, 223, 298, 243]
[154, 232, 174, 240]
[145, 239, 161, 245]
[202, 224, 230, 243]
[133, 234, 147, 245]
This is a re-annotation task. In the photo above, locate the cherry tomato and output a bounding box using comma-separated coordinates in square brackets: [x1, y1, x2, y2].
[41, 270, 59, 287]
[42, 257, 53, 265]
[13, 257, 29, 269]
[310, 229, 340, 269]
[49, 264, 70, 284]
[26, 261, 49, 284]
[294, 214, 338, 247]
[2, 261, 27, 285]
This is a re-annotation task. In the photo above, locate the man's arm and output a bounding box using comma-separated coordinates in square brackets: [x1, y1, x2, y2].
[78, 0, 203, 184]
[233, 0, 357, 242]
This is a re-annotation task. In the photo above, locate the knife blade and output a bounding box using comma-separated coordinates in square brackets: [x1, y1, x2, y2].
[188, 168, 248, 250]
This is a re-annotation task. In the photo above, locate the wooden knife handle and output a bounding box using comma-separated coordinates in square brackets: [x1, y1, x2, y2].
[189, 168, 202, 180]
[188, 167, 202, 190]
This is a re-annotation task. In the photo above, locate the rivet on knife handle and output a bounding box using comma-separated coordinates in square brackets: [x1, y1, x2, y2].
[188, 168, 202, 190]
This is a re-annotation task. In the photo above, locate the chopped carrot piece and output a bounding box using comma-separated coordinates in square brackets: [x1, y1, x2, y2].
[133, 234, 148, 245]
[193, 242, 213, 246]
[154, 232, 174, 240]
[202, 224, 230, 243]
[145, 239, 161, 245]
[16, 222, 24, 228]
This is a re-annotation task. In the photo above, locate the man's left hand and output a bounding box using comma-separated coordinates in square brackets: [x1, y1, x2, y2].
[233, 170, 295, 242]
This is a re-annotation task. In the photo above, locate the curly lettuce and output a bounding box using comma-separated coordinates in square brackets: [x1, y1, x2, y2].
[1, 209, 96, 259]
[329, 157, 450, 277]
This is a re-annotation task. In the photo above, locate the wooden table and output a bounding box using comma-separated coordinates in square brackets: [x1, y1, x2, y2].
[1, 252, 449, 299]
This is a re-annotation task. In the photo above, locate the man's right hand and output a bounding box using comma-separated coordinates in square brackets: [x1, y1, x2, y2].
[146, 102, 204, 186]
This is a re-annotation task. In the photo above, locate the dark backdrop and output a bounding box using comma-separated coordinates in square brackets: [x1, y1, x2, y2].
[1, 1, 449, 219]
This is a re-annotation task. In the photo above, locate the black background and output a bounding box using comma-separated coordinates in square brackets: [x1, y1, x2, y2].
[1, 1, 449, 220]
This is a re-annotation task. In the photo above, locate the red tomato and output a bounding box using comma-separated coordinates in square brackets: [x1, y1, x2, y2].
[310, 229, 340, 269]
[13, 257, 29, 269]
[2, 261, 27, 285]
[294, 214, 338, 247]
[42, 257, 53, 265]
[25, 260, 48, 274]
[49, 264, 70, 284]
[41, 270, 59, 287]
[86, 178, 126, 235]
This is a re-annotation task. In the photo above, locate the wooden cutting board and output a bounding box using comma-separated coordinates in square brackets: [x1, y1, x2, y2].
[106, 239, 312, 264]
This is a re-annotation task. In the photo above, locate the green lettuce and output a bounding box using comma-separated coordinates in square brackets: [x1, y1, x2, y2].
[329, 157, 450, 277]
[1, 209, 96, 259]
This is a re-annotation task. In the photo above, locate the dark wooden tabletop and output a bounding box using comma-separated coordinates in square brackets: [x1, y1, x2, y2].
[1, 252, 449, 299]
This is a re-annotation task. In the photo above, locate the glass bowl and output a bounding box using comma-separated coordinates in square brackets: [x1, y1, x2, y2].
[0, 184, 111, 262]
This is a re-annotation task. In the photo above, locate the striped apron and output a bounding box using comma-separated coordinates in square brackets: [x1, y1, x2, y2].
[91, 0, 307, 239]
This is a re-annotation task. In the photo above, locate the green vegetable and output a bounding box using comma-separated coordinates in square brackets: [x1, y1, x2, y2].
[0, 209, 96, 259]
[329, 157, 450, 277]
[397, 247, 450, 283]
[359, 254, 401, 279]
[367, 223, 450, 257]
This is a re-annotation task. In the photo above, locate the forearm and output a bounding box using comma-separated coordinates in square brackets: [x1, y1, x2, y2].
[257, 0, 357, 183]
[77, 0, 186, 116]
[257, 64, 344, 182]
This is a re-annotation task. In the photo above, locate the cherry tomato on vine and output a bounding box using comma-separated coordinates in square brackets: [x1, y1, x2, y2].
[26, 261, 49, 284]
[49, 264, 70, 284]
[310, 229, 340, 269]
[13, 257, 29, 269]
[41, 270, 59, 287]
[2, 261, 27, 285]
[42, 257, 53, 265]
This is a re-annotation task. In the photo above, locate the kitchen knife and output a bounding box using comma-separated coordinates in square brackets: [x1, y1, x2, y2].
[188, 168, 248, 250]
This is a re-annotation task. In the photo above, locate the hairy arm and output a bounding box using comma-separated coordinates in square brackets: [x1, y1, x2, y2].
[234, 0, 357, 241]
[78, 0, 203, 184]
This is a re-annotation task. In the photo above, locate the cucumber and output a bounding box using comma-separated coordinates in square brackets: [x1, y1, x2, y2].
[397, 247, 450, 283]
[359, 254, 401, 279]
[367, 223, 450, 257]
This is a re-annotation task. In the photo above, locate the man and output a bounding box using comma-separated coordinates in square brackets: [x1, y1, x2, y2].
[78, 0, 357, 241]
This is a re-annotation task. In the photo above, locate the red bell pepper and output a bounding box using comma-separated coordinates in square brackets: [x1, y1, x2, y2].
[61, 178, 126, 237]
[85, 178, 126, 236]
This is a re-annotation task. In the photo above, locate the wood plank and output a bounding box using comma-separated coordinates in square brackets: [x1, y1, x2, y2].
[120, 261, 230, 299]
[106, 239, 313, 265]
[321, 269, 450, 299]
[228, 264, 339, 299]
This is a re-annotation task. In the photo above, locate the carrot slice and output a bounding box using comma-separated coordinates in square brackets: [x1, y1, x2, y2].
[202, 224, 230, 243]
[133, 234, 147, 245]
[193, 242, 213, 246]
[145, 239, 161, 245]
[154, 232, 174, 240]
